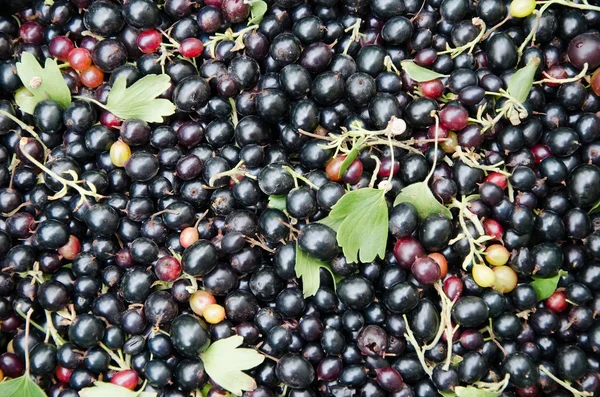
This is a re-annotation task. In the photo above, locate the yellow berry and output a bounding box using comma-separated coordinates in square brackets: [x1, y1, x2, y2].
[493, 266, 518, 293]
[203, 304, 226, 324]
[472, 264, 496, 288]
[485, 244, 510, 267]
[109, 140, 131, 167]
[510, 0, 536, 18]
[441, 131, 458, 153]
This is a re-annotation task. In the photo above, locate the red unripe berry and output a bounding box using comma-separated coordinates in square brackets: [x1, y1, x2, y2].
[100, 111, 122, 130]
[56, 366, 73, 383]
[420, 79, 445, 99]
[427, 124, 450, 140]
[111, 369, 139, 390]
[179, 38, 205, 58]
[439, 104, 469, 131]
[204, 0, 224, 6]
[531, 144, 552, 164]
[483, 218, 504, 241]
[137, 30, 162, 54]
[543, 66, 567, 87]
[58, 235, 81, 260]
[546, 291, 568, 313]
[19, 21, 44, 45]
[483, 172, 508, 190]
[155, 256, 182, 282]
[443, 276, 463, 301]
[49, 36, 75, 61]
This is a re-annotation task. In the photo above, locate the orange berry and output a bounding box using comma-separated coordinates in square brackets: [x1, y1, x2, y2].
[325, 156, 344, 182]
[80, 65, 104, 89]
[180, 227, 199, 249]
[428, 253, 448, 278]
[203, 304, 226, 324]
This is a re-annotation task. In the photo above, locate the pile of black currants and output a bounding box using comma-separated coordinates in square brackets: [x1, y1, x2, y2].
[3, 0, 600, 396]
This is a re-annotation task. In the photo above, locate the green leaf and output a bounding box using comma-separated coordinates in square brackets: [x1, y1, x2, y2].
[328, 188, 388, 263]
[296, 244, 339, 298]
[248, 0, 268, 25]
[338, 137, 367, 178]
[318, 215, 344, 232]
[507, 57, 540, 103]
[14, 87, 39, 116]
[267, 195, 286, 211]
[0, 375, 46, 397]
[105, 75, 176, 123]
[530, 270, 568, 301]
[393, 182, 451, 221]
[201, 335, 265, 396]
[439, 392, 456, 397]
[400, 60, 448, 82]
[455, 386, 502, 397]
[80, 382, 157, 397]
[15, 52, 71, 114]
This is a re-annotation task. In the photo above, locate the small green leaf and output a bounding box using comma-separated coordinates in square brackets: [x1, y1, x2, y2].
[295, 244, 339, 297]
[589, 199, 600, 214]
[105, 75, 176, 123]
[455, 386, 502, 397]
[268, 195, 286, 211]
[15, 52, 71, 114]
[201, 384, 212, 397]
[248, 0, 268, 25]
[530, 270, 568, 301]
[328, 188, 388, 263]
[0, 375, 47, 397]
[394, 182, 451, 221]
[201, 335, 265, 396]
[400, 60, 448, 82]
[338, 137, 367, 178]
[80, 382, 157, 397]
[507, 57, 540, 103]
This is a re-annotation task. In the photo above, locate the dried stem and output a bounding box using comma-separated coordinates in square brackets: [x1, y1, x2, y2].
[24, 308, 33, 376]
[0, 110, 48, 154]
[402, 314, 433, 377]
[17, 137, 104, 202]
[539, 366, 593, 397]
[283, 166, 319, 190]
[99, 342, 130, 370]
